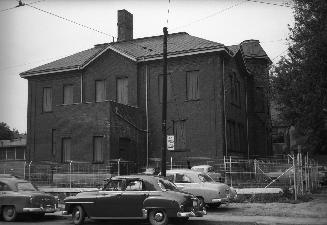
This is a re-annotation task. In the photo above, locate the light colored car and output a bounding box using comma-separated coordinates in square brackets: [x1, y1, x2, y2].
[166, 169, 237, 208]
[191, 165, 224, 182]
[0, 177, 57, 222]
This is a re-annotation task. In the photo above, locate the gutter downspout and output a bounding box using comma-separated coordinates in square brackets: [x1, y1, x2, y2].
[222, 57, 228, 157]
[80, 70, 83, 103]
[144, 59, 149, 168]
[246, 76, 250, 159]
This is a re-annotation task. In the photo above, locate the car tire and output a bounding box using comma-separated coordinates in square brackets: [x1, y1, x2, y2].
[72, 205, 85, 225]
[2, 205, 17, 222]
[197, 197, 205, 208]
[149, 209, 168, 225]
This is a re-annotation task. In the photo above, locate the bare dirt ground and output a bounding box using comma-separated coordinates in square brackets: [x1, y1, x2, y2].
[198, 189, 327, 224]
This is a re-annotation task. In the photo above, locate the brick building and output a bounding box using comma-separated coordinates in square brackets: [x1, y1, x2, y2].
[20, 10, 272, 166]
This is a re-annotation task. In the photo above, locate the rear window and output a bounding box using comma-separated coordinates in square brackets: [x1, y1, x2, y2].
[17, 182, 37, 191]
[158, 179, 178, 191]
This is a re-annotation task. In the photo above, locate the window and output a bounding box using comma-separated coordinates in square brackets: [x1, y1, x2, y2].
[175, 173, 192, 183]
[158, 74, 173, 103]
[93, 136, 103, 163]
[173, 120, 186, 150]
[6, 149, 15, 160]
[63, 84, 74, 104]
[125, 180, 143, 191]
[95, 80, 106, 102]
[255, 87, 265, 112]
[62, 137, 71, 162]
[117, 77, 128, 104]
[43, 87, 52, 112]
[0, 182, 11, 191]
[230, 73, 241, 105]
[186, 71, 199, 100]
[15, 148, 25, 160]
[103, 180, 123, 191]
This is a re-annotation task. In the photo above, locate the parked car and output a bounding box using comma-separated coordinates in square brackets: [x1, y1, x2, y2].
[0, 177, 57, 222]
[191, 165, 224, 182]
[63, 175, 206, 225]
[166, 169, 237, 208]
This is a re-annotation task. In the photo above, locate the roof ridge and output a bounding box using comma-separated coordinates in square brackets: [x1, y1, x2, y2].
[111, 32, 189, 44]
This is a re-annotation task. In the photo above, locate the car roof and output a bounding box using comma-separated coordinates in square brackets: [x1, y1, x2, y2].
[166, 169, 203, 174]
[192, 165, 212, 169]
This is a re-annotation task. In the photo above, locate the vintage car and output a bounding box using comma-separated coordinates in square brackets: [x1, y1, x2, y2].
[166, 169, 237, 208]
[0, 177, 57, 222]
[191, 165, 224, 182]
[63, 175, 206, 225]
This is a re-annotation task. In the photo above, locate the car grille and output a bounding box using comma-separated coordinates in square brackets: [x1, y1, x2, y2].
[182, 198, 199, 212]
[31, 196, 55, 207]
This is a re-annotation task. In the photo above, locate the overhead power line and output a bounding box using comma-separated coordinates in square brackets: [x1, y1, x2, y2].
[246, 0, 292, 8]
[25, 3, 117, 39]
[0, 0, 44, 13]
[170, 0, 248, 31]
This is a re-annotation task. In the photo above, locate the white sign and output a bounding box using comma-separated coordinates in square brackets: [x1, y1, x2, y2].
[167, 135, 174, 151]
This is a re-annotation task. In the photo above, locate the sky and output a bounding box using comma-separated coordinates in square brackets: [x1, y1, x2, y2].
[0, 0, 294, 133]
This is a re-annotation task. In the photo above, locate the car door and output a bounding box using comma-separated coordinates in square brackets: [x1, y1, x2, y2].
[120, 179, 148, 217]
[94, 179, 124, 218]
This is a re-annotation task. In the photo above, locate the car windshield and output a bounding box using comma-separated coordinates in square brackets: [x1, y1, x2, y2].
[17, 182, 37, 191]
[103, 179, 123, 191]
[158, 179, 178, 191]
[198, 173, 214, 183]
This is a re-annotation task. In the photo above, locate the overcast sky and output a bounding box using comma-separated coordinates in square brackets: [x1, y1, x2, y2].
[0, 0, 293, 133]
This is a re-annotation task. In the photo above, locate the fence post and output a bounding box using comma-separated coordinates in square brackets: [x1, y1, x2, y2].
[118, 159, 120, 176]
[224, 156, 227, 184]
[28, 161, 32, 181]
[229, 156, 232, 187]
[69, 161, 72, 189]
[170, 157, 173, 170]
[293, 154, 297, 201]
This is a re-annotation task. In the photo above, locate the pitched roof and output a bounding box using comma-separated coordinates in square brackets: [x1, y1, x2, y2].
[20, 32, 228, 77]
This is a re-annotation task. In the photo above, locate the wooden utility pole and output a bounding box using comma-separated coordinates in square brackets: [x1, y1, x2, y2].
[161, 27, 168, 177]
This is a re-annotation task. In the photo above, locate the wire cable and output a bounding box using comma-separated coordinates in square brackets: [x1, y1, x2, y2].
[0, 0, 44, 13]
[246, 0, 292, 8]
[170, 0, 248, 31]
[25, 3, 116, 39]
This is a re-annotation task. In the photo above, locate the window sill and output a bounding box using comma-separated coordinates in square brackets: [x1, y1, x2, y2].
[184, 99, 200, 102]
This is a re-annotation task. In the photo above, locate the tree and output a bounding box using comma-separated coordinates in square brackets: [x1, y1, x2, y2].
[0, 122, 19, 140]
[271, 0, 327, 154]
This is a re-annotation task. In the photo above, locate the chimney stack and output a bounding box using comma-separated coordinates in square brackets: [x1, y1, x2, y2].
[117, 9, 133, 42]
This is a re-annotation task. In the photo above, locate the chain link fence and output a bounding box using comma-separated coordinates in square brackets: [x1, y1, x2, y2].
[24, 160, 137, 188]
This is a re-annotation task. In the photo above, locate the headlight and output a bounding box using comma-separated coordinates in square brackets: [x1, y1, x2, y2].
[29, 197, 33, 204]
[179, 204, 184, 212]
[193, 199, 198, 207]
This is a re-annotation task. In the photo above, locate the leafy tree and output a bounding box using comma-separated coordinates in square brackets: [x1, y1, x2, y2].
[270, 0, 327, 154]
[0, 122, 19, 140]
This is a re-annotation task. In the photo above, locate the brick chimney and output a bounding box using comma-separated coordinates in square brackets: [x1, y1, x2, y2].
[117, 9, 133, 42]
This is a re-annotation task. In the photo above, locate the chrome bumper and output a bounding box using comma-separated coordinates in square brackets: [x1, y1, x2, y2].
[211, 197, 229, 203]
[177, 208, 207, 217]
[23, 206, 56, 213]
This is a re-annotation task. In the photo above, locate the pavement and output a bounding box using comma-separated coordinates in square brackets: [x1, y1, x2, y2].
[192, 214, 327, 225]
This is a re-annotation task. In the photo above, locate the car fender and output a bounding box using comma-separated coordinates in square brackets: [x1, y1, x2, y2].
[143, 196, 180, 217]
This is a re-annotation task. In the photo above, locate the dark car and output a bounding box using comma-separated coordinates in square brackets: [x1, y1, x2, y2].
[0, 177, 57, 222]
[63, 175, 206, 225]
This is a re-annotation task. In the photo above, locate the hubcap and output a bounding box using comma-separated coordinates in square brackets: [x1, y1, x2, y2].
[74, 210, 80, 220]
[154, 212, 164, 222]
[7, 208, 14, 217]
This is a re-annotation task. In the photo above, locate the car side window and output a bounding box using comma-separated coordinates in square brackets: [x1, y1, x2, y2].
[175, 173, 192, 183]
[103, 180, 123, 191]
[0, 182, 10, 191]
[125, 180, 143, 191]
[166, 174, 174, 183]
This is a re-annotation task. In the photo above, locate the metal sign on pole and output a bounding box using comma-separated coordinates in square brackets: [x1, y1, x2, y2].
[167, 135, 174, 151]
